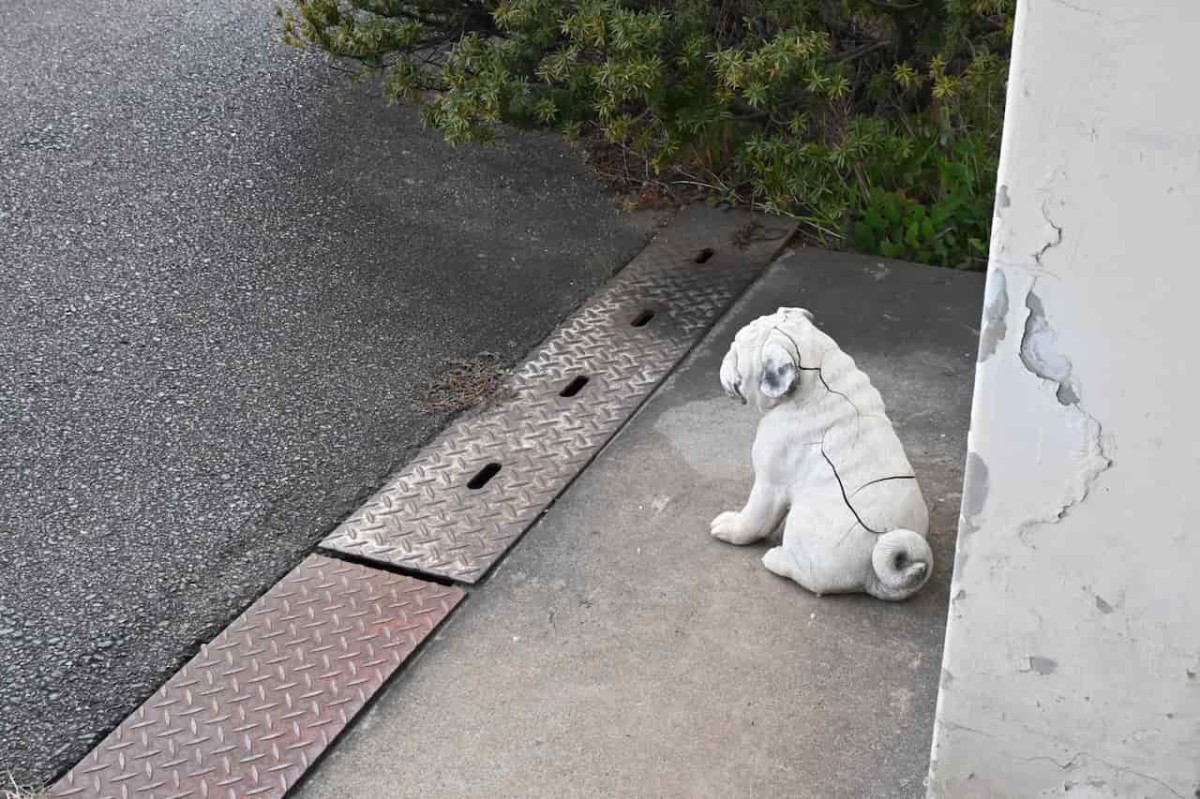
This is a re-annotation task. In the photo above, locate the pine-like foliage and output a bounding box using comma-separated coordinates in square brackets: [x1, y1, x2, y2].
[280, 0, 1014, 269]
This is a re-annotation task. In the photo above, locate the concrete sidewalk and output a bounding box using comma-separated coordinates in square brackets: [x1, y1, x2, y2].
[296, 251, 982, 799]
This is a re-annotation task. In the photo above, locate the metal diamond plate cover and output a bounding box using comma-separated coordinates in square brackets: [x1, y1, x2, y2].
[322, 207, 794, 582]
[50, 555, 463, 799]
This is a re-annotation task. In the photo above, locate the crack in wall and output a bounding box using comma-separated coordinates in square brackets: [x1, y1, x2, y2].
[1033, 203, 1064, 268]
[939, 739, 1190, 798]
[1090, 758, 1189, 799]
[1053, 753, 1190, 799]
[1048, 0, 1103, 18]
[1013, 284, 1114, 543]
[1019, 751, 1084, 770]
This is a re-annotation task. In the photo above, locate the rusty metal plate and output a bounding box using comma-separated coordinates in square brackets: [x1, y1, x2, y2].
[49, 555, 463, 799]
[321, 207, 794, 582]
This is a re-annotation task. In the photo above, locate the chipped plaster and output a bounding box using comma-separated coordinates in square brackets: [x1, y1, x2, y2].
[930, 0, 1200, 796]
[976, 270, 1008, 363]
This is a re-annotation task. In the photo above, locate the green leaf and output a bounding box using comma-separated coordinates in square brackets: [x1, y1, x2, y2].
[853, 221, 875, 249]
[921, 217, 936, 241]
[905, 220, 921, 248]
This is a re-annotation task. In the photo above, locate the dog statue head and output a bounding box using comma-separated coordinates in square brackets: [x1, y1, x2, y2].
[719, 308, 820, 412]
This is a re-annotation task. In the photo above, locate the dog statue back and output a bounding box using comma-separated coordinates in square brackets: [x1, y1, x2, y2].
[712, 308, 932, 601]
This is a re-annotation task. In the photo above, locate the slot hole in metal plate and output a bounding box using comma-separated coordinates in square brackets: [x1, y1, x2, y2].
[319, 208, 795, 584]
[631, 309, 655, 327]
[559, 375, 590, 397]
[467, 462, 501, 489]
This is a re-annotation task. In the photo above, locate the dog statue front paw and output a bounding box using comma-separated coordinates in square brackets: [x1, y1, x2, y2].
[710, 510, 759, 545]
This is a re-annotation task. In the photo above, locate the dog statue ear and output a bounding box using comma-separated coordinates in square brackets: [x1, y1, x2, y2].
[719, 347, 746, 403]
[759, 337, 797, 399]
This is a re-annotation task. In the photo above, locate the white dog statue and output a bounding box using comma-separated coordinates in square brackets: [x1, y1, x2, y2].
[712, 308, 932, 601]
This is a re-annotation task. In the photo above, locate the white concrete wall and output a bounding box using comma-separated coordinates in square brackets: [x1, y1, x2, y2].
[928, 1, 1200, 796]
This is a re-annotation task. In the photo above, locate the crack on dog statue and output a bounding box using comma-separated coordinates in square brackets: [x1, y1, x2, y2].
[713, 308, 932, 601]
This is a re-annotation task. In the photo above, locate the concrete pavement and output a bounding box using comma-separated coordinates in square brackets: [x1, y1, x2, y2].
[295, 250, 983, 799]
[0, 0, 651, 783]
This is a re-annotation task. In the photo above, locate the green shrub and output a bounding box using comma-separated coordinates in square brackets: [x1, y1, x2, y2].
[280, 0, 1014, 269]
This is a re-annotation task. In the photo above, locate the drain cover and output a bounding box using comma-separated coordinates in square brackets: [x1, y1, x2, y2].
[321, 207, 793, 582]
[50, 555, 463, 799]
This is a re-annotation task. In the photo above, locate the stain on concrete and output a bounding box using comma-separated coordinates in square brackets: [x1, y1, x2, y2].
[651, 397, 755, 479]
[1028, 656, 1058, 675]
[1095, 595, 1114, 614]
[997, 185, 1011, 209]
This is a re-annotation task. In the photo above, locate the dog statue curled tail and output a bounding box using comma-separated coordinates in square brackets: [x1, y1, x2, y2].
[712, 307, 932, 601]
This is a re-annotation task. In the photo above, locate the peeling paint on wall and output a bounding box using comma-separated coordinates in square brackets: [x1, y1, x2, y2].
[1012, 285, 1113, 542]
[959, 452, 990, 535]
[977, 270, 1008, 362]
[932, 2, 1200, 794]
[1019, 290, 1077, 406]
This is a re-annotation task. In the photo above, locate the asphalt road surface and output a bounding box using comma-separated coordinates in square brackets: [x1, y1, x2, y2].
[0, 0, 648, 784]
